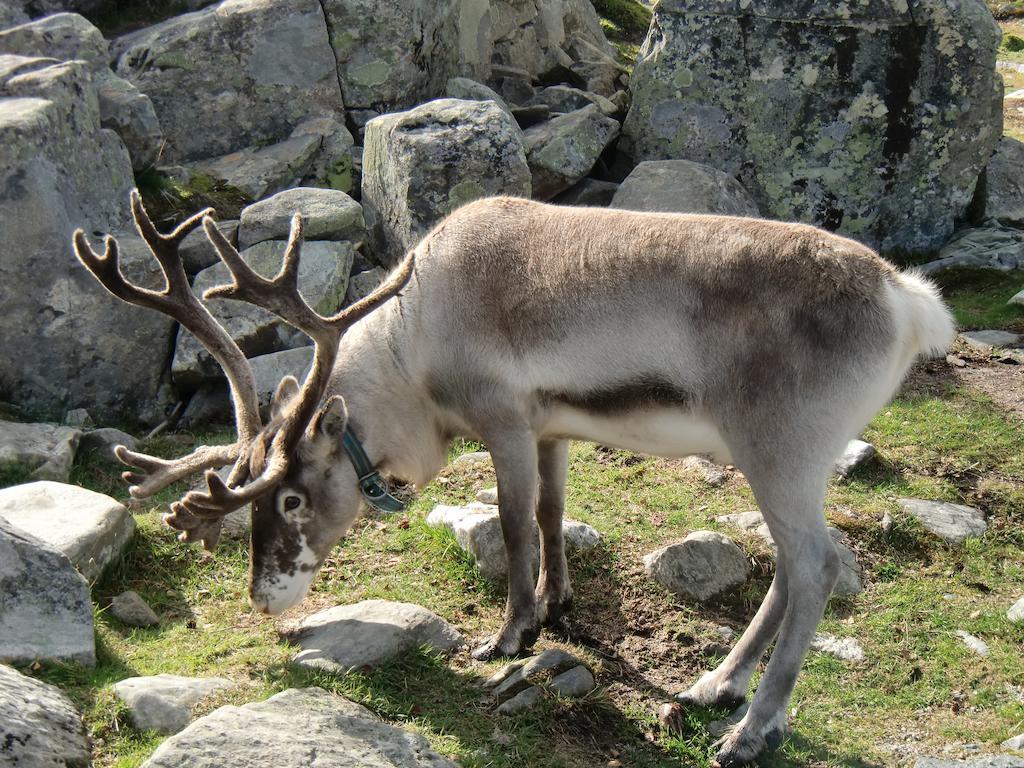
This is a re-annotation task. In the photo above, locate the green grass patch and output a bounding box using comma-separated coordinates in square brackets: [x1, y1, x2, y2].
[932, 268, 1024, 333]
[135, 167, 252, 230]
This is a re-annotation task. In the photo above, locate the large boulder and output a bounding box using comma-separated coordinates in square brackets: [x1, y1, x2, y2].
[362, 98, 531, 262]
[523, 104, 620, 199]
[141, 687, 459, 768]
[985, 137, 1024, 227]
[0, 55, 175, 422]
[112, 0, 344, 162]
[0, 516, 95, 666]
[239, 187, 366, 248]
[0, 420, 80, 481]
[621, 0, 1003, 256]
[0, 664, 90, 767]
[611, 159, 759, 216]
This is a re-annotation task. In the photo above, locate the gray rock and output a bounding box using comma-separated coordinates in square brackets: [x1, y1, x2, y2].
[959, 330, 1023, 352]
[179, 219, 239, 275]
[291, 115, 357, 193]
[621, 0, 1002, 256]
[553, 177, 620, 207]
[110, 590, 159, 627]
[564, 34, 628, 96]
[0, 56, 172, 422]
[0, 481, 135, 582]
[140, 687, 458, 767]
[677, 455, 729, 486]
[239, 187, 365, 249]
[495, 685, 543, 714]
[0, 3, 28, 27]
[78, 427, 137, 464]
[986, 138, 1024, 227]
[486, 647, 587, 702]
[189, 132, 322, 200]
[611, 159, 759, 217]
[172, 240, 353, 391]
[362, 98, 531, 262]
[451, 450, 491, 469]
[914, 756, 1024, 767]
[0, 663, 90, 767]
[475, 486, 498, 504]
[446, 76, 513, 118]
[550, 665, 596, 697]
[523, 105, 620, 200]
[1011, 288, 1024, 308]
[954, 630, 989, 657]
[62, 408, 92, 428]
[834, 439, 876, 478]
[643, 530, 750, 602]
[1002, 735, 1024, 751]
[0, 516, 94, 666]
[897, 499, 988, 544]
[921, 225, 1024, 275]
[1009, 597, 1024, 623]
[715, 510, 766, 532]
[810, 633, 865, 663]
[94, 69, 163, 169]
[533, 85, 618, 116]
[113, 0, 344, 163]
[113, 674, 233, 734]
[345, 267, 386, 304]
[561, 520, 601, 550]
[288, 600, 464, 673]
[0, 421, 81, 481]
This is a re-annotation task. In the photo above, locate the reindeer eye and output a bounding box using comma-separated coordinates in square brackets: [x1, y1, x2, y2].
[283, 495, 302, 511]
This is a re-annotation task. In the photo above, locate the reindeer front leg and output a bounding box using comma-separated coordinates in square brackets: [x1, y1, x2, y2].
[472, 428, 541, 660]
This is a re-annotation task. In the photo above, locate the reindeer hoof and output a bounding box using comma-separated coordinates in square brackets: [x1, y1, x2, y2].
[658, 702, 686, 734]
[711, 722, 785, 767]
[471, 621, 539, 661]
[675, 690, 746, 712]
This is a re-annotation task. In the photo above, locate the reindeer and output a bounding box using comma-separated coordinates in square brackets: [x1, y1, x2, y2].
[73, 190, 953, 766]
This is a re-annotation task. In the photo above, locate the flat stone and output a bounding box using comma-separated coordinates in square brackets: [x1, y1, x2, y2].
[238, 187, 366, 248]
[550, 665, 596, 697]
[523, 105, 620, 200]
[1008, 597, 1024, 623]
[532, 85, 618, 116]
[0, 663, 90, 767]
[611, 159, 759, 217]
[921, 226, 1024, 275]
[914, 756, 1024, 767]
[475, 486, 498, 504]
[643, 531, 750, 602]
[1010, 288, 1024, 308]
[0, 420, 81, 482]
[110, 590, 160, 627]
[486, 648, 587, 702]
[113, 674, 234, 734]
[960, 330, 1023, 352]
[346, 268, 386, 304]
[834, 439, 876, 478]
[715, 510, 766, 532]
[495, 685, 543, 714]
[287, 600, 463, 673]
[897, 499, 988, 544]
[811, 633, 865, 663]
[140, 687, 458, 767]
[0, 516, 94, 666]
[190, 133, 322, 200]
[954, 630, 989, 656]
[0, 481, 135, 582]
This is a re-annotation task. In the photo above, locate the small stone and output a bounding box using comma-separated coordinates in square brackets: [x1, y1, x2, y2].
[715, 510, 766, 532]
[562, 520, 602, 550]
[345, 268, 386, 305]
[113, 674, 233, 734]
[679, 455, 729, 486]
[954, 630, 989, 656]
[487, 648, 589, 705]
[78, 427, 138, 464]
[451, 451, 492, 469]
[1008, 597, 1024, 623]
[643, 531, 750, 602]
[713, 625, 735, 641]
[63, 408, 94, 428]
[496, 685, 543, 714]
[709, 702, 749, 738]
[811, 633, 865, 663]
[1001, 734, 1024, 751]
[897, 499, 988, 544]
[550, 665, 596, 698]
[523, 105, 620, 199]
[110, 590, 160, 628]
[188, 133, 322, 200]
[475, 486, 498, 504]
[834, 439, 876, 478]
[0, 420, 81, 482]
[881, 511, 894, 533]
[0, 664, 90, 766]
[611, 159, 758, 217]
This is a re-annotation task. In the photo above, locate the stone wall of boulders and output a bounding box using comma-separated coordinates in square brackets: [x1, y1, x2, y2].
[0, 0, 1012, 424]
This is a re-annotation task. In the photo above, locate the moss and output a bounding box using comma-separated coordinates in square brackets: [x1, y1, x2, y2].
[135, 168, 252, 228]
[1004, 33, 1024, 52]
[592, 0, 653, 38]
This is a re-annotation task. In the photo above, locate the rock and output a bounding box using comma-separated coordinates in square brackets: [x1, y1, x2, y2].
[552, 177, 620, 207]
[362, 98, 531, 262]
[564, 34, 628, 96]
[291, 116, 357, 192]
[451, 450, 491, 469]
[511, 103, 550, 128]
[345, 267, 386, 304]
[487, 647, 590, 702]
[0, 4, 28, 26]
[921, 225, 1024, 275]
[954, 630, 989, 657]
[0, 481, 135, 582]
[287, 600, 464, 674]
[611, 159, 759, 217]
[62, 408, 92, 428]
[113, 674, 233, 734]
[446, 76, 513, 118]
[239, 187, 365, 249]
[0, 421, 80, 482]
[140, 687, 459, 767]
[94, 69, 163, 169]
[834, 439, 876, 478]
[0, 516, 94, 666]
[550, 665, 596, 697]
[475, 486, 498, 504]
[78, 427, 137, 464]
[914, 756, 1024, 767]
[986, 138, 1024, 227]
[0, 56, 173, 422]
[523, 105, 620, 200]
[533, 85, 617, 116]
[110, 590, 159, 627]
[621, 0, 1002, 256]
[562, 520, 601, 550]
[113, 0, 344, 163]
[172, 240, 353, 391]
[179, 219, 239, 275]
[1002, 735, 1024, 751]
[0, 664, 90, 767]
[1009, 597, 1024, 623]
[496, 685, 543, 714]
[897, 499, 987, 544]
[810, 633, 865, 663]
[643, 531, 750, 602]
[715, 510, 766, 532]
[189, 132, 322, 200]
[1011, 288, 1024, 308]
[677, 455, 729, 487]
[959, 330, 1023, 353]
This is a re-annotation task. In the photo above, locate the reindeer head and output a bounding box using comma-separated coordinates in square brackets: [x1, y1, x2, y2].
[73, 192, 413, 614]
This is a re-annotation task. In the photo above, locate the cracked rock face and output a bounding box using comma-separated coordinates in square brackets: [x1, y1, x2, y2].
[0, 664, 90, 767]
[621, 0, 1003, 256]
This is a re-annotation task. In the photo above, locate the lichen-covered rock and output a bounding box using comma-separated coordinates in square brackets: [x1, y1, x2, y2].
[239, 187, 365, 248]
[172, 240, 353, 391]
[0, 516, 95, 666]
[643, 531, 750, 602]
[532, 84, 617, 116]
[621, 0, 1003, 256]
[523, 104, 620, 199]
[611, 159, 759, 216]
[987, 138, 1024, 226]
[0, 664, 90, 767]
[0, 56, 174, 422]
[0, 421, 80, 481]
[113, 674, 233, 734]
[113, 0, 343, 162]
[189, 132, 322, 201]
[920, 224, 1024, 275]
[291, 115, 356, 192]
[362, 98, 531, 262]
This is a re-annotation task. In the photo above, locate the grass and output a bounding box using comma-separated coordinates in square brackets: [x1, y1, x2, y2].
[932, 269, 1024, 333]
[134, 168, 252, 230]
[593, 0, 652, 67]
[87, 1, 219, 37]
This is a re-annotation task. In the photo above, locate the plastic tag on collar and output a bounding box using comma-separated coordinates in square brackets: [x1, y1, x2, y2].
[358, 471, 405, 513]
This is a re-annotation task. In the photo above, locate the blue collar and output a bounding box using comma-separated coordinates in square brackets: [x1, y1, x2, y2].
[341, 426, 406, 514]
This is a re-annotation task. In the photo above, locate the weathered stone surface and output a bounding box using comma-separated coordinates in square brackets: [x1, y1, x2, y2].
[954, 629, 989, 656]
[1010, 288, 1024, 308]
[239, 187, 365, 248]
[622, 0, 1003, 256]
[496, 685, 543, 714]
[811, 633, 865, 663]
[173, 240, 353, 391]
[0, 480, 135, 582]
[643, 531, 750, 602]
[287, 600, 464, 673]
[110, 590, 159, 627]
[113, 674, 233, 734]
[446, 76, 513, 118]
[611, 159, 759, 216]
[362, 98, 531, 262]
[986, 138, 1024, 227]
[0, 663, 90, 767]
[0, 56, 174, 422]
[552, 177, 619, 207]
[1009, 596, 1024, 623]
[0, 516, 94, 666]
[487, 647, 590, 702]
[475, 486, 499, 504]
[677, 455, 730, 487]
[523, 104, 620, 199]
[921, 225, 1024, 275]
[141, 687, 459, 767]
[291, 115, 357, 192]
[897, 498, 987, 544]
[914, 756, 1024, 767]
[345, 267, 386, 304]
[0, 421, 80, 481]
[113, 0, 344, 163]
[180, 218, 239, 275]
[78, 427, 137, 464]
[0, 3, 28, 26]
[959, 330, 1022, 352]
[1002, 735, 1024, 751]
[834, 439, 876, 478]
[190, 132, 322, 200]
[550, 665, 596, 697]
[533, 84, 617, 116]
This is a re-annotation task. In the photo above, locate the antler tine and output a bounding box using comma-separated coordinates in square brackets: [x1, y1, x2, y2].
[179, 452, 290, 518]
[114, 443, 240, 499]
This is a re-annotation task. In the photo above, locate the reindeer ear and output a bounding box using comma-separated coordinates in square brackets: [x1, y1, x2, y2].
[312, 395, 348, 440]
[271, 375, 301, 419]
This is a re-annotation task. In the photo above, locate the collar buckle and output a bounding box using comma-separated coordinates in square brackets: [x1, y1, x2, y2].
[343, 426, 406, 514]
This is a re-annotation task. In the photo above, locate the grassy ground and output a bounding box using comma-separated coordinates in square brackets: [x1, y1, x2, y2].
[594, 0, 652, 67]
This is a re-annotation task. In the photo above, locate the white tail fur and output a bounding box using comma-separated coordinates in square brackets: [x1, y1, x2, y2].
[891, 269, 957, 358]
